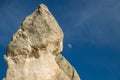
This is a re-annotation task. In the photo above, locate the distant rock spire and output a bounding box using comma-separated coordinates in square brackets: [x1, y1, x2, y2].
[4, 4, 80, 80]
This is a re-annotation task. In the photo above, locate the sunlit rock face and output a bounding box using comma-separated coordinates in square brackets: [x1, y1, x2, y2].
[3, 4, 80, 80]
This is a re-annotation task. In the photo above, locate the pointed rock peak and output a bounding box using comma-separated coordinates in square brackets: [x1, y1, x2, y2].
[7, 4, 63, 58]
[38, 4, 49, 11]
[4, 4, 80, 80]
[37, 4, 51, 16]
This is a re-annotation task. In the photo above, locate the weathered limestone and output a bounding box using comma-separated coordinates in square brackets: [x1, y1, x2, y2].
[3, 4, 80, 80]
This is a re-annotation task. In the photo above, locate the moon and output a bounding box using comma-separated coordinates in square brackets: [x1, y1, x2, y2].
[67, 43, 72, 48]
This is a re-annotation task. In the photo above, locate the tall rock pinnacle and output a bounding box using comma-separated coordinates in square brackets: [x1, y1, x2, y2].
[4, 4, 80, 80]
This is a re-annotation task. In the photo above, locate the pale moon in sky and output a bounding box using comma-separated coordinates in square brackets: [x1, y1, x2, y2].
[67, 43, 72, 48]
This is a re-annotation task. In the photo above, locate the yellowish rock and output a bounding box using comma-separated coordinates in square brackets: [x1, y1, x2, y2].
[4, 4, 80, 80]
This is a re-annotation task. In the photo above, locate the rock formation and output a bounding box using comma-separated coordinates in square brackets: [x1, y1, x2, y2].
[3, 4, 80, 80]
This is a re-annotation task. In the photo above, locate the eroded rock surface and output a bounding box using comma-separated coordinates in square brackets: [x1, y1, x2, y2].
[4, 4, 80, 80]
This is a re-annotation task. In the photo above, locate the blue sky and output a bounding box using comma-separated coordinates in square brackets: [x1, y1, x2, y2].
[0, 0, 120, 80]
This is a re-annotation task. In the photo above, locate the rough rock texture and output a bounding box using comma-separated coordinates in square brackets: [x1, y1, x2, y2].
[4, 4, 80, 80]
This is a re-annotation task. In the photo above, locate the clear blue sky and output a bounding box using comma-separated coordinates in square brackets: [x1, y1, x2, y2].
[0, 0, 120, 80]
